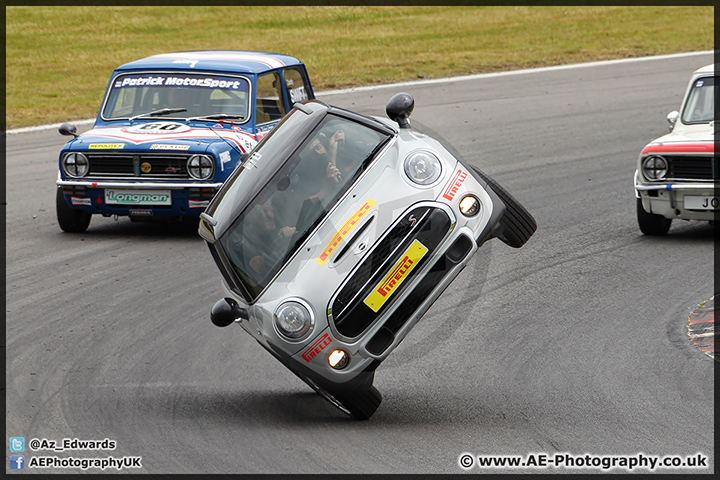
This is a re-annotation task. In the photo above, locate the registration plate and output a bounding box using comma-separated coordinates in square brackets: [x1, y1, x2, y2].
[105, 189, 171, 206]
[684, 196, 720, 211]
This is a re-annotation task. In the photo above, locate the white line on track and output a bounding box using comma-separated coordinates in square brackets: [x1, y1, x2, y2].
[7, 50, 713, 136]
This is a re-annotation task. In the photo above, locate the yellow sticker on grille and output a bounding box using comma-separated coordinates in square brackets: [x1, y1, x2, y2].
[88, 143, 125, 149]
[316, 199, 375, 266]
[363, 240, 428, 313]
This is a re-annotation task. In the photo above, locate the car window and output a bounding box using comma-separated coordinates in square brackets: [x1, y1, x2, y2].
[255, 72, 287, 125]
[283, 67, 311, 106]
[101, 72, 250, 120]
[220, 114, 391, 300]
[682, 76, 715, 124]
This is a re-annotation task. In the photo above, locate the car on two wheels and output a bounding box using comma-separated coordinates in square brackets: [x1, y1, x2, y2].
[200, 93, 536, 419]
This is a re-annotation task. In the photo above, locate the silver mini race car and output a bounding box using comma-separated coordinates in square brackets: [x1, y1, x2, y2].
[199, 93, 536, 419]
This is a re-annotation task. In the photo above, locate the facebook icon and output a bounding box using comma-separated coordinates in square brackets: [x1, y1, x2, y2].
[10, 454, 25, 470]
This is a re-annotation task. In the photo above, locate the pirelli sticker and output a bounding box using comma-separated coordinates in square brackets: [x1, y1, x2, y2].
[88, 143, 125, 149]
[316, 199, 375, 266]
[363, 240, 428, 313]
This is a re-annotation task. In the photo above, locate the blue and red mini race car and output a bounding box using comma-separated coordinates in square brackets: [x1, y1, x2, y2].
[56, 50, 314, 232]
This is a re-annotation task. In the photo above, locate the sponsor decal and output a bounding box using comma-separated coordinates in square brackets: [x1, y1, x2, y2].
[115, 74, 246, 90]
[316, 199, 376, 266]
[105, 189, 171, 206]
[289, 86, 308, 104]
[443, 169, 468, 201]
[188, 199, 210, 209]
[364, 240, 428, 313]
[140, 162, 152, 173]
[89, 143, 125, 150]
[163, 77, 244, 90]
[150, 144, 191, 151]
[302, 333, 332, 363]
[70, 196, 91, 206]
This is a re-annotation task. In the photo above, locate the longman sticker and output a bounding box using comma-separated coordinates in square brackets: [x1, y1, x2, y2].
[316, 199, 375, 266]
[363, 240, 428, 313]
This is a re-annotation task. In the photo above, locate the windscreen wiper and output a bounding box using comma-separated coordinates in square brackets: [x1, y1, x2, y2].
[186, 113, 245, 122]
[129, 108, 187, 122]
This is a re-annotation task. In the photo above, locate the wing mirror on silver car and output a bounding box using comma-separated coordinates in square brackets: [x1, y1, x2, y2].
[666, 111, 679, 131]
[211, 297, 249, 327]
[386, 92, 415, 129]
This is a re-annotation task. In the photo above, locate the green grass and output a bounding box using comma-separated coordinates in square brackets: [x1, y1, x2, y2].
[6, 6, 714, 129]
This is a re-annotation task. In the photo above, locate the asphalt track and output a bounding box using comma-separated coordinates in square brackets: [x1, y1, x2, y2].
[5, 52, 715, 474]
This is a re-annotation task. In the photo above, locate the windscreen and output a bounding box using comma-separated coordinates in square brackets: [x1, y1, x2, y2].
[681, 76, 716, 124]
[101, 72, 250, 120]
[219, 114, 391, 300]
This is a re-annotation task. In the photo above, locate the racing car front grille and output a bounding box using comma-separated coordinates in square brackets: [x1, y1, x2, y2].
[330, 205, 452, 339]
[666, 155, 717, 180]
[87, 153, 190, 179]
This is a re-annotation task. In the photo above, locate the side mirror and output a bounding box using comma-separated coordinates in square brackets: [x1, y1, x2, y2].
[210, 297, 248, 327]
[666, 111, 679, 131]
[59, 122, 78, 138]
[386, 92, 414, 129]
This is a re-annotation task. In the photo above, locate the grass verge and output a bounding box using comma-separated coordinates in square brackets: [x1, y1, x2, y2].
[6, 6, 714, 129]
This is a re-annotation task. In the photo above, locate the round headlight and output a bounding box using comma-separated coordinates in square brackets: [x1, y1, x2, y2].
[273, 300, 314, 341]
[642, 155, 668, 180]
[187, 155, 214, 180]
[62, 152, 89, 177]
[404, 150, 442, 185]
[459, 195, 481, 217]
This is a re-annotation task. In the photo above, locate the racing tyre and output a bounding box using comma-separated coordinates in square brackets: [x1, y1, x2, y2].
[334, 384, 383, 420]
[636, 198, 671, 235]
[56, 187, 91, 233]
[471, 166, 536, 247]
[297, 372, 382, 420]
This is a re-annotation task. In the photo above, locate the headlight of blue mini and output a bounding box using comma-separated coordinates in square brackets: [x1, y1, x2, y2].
[187, 155, 214, 180]
[404, 150, 442, 185]
[273, 299, 314, 341]
[62, 152, 89, 177]
[641, 155, 668, 181]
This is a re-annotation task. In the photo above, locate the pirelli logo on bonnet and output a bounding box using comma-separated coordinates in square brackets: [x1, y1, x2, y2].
[316, 199, 375, 266]
[363, 240, 428, 313]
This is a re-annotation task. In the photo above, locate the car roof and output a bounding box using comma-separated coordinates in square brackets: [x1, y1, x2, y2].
[114, 50, 305, 75]
[694, 64, 715, 76]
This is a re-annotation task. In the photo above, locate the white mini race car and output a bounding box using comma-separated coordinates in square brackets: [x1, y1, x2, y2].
[199, 94, 536, 419]
[634, 64, 716, 235]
